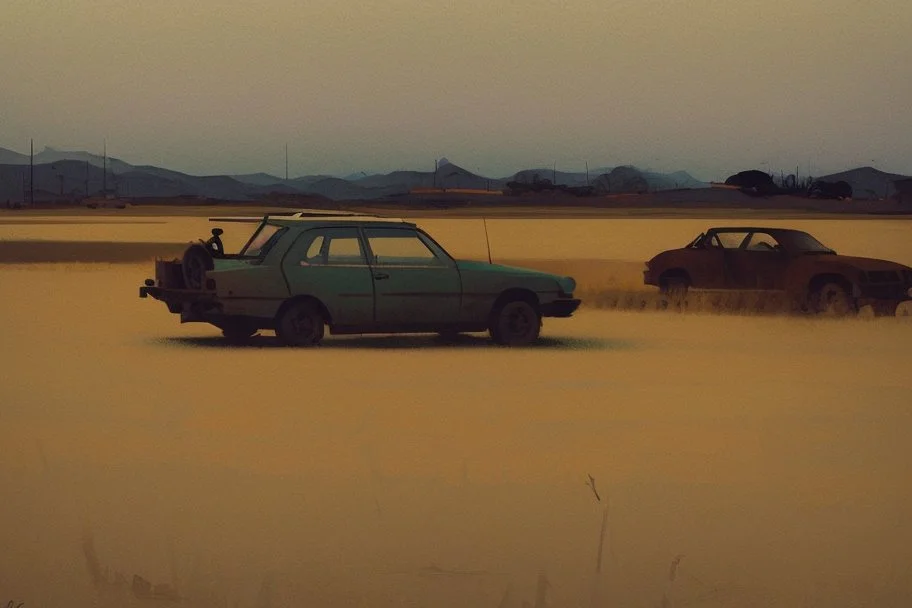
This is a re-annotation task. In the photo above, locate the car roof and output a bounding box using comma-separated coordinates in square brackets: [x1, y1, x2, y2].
[267, 215, 416, 228]
[210, 208, 413, 226]
[707, 227, 809, 235]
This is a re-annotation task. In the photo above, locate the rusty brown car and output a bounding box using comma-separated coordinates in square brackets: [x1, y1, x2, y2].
[643, 227, 912, 316]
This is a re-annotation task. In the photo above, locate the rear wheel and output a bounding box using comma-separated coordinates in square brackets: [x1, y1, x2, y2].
[275, 300, 325, 346]
[812, 282, 856, 317]
[490, 300, 541, 346]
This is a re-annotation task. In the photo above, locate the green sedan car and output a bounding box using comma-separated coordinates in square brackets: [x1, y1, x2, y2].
[139, 211, 581, 346]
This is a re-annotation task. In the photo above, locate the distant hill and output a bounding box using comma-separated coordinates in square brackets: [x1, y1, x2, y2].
[229, 172, 288, 187]
[0, 159, 298, 202]
[508, 165, 707, 191]
[817, 166, 910, 200]
[0, 145, 137, 174]
[508, 169, 592, 187]
[4, 143, 903, 204]
[0, 146, 29, 164]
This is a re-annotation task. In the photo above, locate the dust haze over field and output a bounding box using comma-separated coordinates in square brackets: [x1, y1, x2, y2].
[2, 213, 912, 607]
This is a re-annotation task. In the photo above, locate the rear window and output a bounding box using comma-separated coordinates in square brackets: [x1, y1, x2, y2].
[242, 224, 286, 257]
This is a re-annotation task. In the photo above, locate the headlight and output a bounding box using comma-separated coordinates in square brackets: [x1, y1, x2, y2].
[907, 287, 912, 298]
[559, 277, 576, 297]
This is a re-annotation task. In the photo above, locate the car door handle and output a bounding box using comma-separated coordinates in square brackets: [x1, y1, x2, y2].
[373, 272, 389, 280]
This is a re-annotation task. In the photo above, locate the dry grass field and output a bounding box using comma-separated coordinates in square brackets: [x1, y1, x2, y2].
[1, 209, 911, 607]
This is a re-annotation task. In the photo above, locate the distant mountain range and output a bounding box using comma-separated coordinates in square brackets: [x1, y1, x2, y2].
[0, 145, 907, 203]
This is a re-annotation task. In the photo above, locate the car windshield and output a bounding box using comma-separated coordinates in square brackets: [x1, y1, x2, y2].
[787, 231, 835, 254]
[240, 222, 286, 257]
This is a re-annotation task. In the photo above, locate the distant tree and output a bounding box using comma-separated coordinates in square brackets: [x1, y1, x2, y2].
[724, 170, 779, 196]
[808, 180, 853, 200]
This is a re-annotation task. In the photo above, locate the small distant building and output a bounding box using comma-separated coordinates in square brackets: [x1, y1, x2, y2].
[895, 178, 912, 204]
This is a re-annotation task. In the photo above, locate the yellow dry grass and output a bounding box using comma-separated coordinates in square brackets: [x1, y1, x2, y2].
[1, 213, 912, 607]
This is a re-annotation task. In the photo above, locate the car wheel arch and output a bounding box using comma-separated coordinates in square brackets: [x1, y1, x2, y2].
[659, 269, 691, 288]
[807, 272, 853, 296]
[489, 288, 540, 318]
[275, 295, 333, 328]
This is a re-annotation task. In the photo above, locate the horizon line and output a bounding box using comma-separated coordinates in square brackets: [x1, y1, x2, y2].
[1, 142, 906, 184]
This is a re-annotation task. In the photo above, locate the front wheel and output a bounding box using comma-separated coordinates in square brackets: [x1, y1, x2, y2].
[275, 300, 325, 346]
[660, 277, 689, 301]
[811, 282, 856, 317]
[490, 300, 541, 346]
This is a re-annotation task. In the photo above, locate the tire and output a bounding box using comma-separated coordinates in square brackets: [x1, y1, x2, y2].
[490, 299, 541, 346]
[181, 244, 213, 291]
[812, 282, 856, 317]
[275, 300, 325, 346]
[872, 300, 899, 318]
[660, 276, 689, 300]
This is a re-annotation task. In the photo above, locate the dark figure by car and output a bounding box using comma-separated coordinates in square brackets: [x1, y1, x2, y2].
[644, 227, 912, 316]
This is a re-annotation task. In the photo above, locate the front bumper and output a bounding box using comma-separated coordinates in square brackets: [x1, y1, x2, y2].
[540, 298, 582, 318]
[855, 283, 912, 302]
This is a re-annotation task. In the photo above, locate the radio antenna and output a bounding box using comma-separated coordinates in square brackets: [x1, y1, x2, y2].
[482, 217, 493, 264]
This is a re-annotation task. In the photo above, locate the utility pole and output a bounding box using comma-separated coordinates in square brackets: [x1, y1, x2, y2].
[285, 143, 288, 181]
[85, 160, 89, 197]
[586, 161, 590, 186]
[29, 138, 34, 206]
[102, 139, 107, 196]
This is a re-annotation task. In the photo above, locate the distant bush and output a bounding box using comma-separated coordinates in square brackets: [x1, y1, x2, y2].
[724, 170, 779, 196]
[807, 180, 853, 200]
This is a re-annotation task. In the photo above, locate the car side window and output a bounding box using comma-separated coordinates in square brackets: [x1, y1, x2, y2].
[291, 228, 366, 266]
[304, 235, 325, 264]
[243, 224, 287, 257]
[703, 234, 722, 248]
[363, 228, 445, 267]
[744, 232, 782, 251]
[326, 236, 366, 265]
[715, 232, 749, 249]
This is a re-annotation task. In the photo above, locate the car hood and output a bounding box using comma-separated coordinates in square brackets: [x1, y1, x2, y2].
[455, 259, 577, 292]
[808, 254, 912, 273]
[456, 259, 554, 276]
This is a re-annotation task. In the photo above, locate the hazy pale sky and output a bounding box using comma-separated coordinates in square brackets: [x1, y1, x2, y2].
[2, 0, 910, 180]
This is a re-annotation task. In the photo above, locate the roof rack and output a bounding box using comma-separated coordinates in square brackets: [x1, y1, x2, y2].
[209, 208, 390, 223]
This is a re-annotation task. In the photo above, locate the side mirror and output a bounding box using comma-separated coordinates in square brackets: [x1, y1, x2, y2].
[212, 228, 224, 237]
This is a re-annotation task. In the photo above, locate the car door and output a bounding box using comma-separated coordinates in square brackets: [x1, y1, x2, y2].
[728, 231, 789, 290]
[280, 227, 375, 326]
[686, 232, 729, 290]
[712, 231, 752, 289]
[362, 226, 462, 326]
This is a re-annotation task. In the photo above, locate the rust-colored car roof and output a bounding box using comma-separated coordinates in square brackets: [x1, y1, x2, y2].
[707, 227, 811, 235]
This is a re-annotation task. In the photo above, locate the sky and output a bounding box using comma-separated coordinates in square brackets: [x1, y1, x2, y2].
[2, 0, 910, 181]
